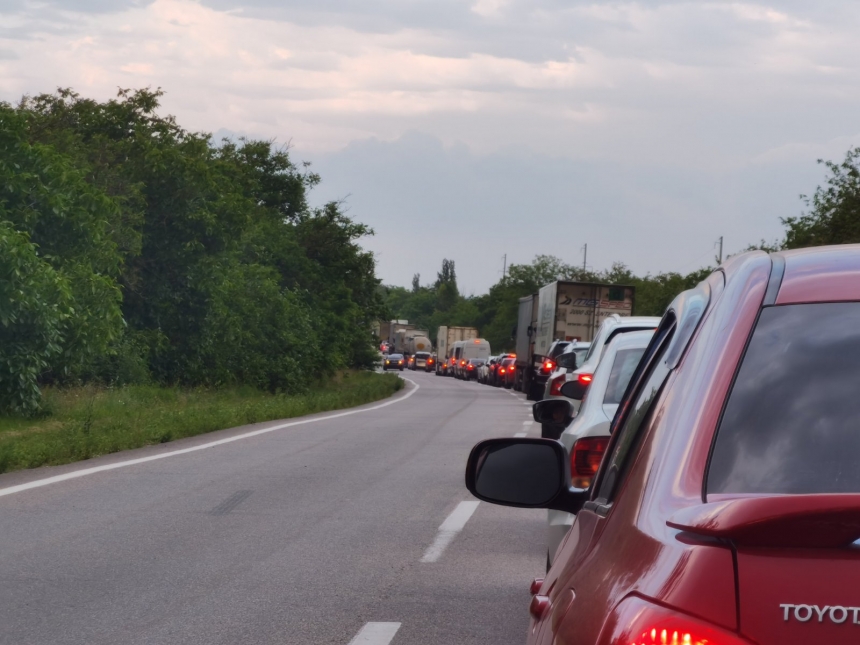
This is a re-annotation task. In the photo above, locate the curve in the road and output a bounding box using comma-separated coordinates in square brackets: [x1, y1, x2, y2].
[0, 376, 420, 499]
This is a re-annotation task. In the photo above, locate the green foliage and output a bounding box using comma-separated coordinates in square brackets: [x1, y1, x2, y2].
[0, 88, 384, 413]
[0, 223, 71, 413]
[0, 372, 402, 473]
[783, 148, 860, 249]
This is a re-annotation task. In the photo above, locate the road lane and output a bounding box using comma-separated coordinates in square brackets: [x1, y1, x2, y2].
[0, 372, 543, 645]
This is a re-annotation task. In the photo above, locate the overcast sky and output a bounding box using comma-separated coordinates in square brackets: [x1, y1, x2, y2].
[2, 1, 859, 293]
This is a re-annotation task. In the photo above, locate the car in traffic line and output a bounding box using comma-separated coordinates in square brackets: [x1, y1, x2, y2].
[496, 357, 517, 388]
[461, 358, 486, 380]
[466, 245, 860, 645]
[382, 353, 405, 371]
[535, 330, 652, 568]
[410, 351, 432, 370]
[541, 342, 590, 402]
[564, 314, 660, 413]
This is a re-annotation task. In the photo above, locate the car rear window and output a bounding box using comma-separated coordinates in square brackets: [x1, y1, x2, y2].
[707, 303, 860, 495]
[603, 347, 647, 405]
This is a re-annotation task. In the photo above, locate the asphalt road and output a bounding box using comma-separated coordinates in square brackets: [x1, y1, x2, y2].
[0, 372, 544, 645]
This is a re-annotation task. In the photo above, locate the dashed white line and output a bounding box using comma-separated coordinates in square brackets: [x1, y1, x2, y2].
[0, 378, 421, 499]
[522, 420, 532, 425]
[347, 622, 401, 645]
[420, 500, 480, 563]
[514, 432, 528, 438]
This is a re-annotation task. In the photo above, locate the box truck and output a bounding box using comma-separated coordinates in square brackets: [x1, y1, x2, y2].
[515, 282, 635, 399]
[435, 325, 479, 375]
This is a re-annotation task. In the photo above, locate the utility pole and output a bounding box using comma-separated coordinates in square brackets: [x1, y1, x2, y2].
[582, 243, 588, 272]
[716, 236, 723, 264]
[502, 254, 507, 278]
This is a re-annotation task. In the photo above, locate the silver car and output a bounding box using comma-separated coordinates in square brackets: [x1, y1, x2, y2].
[545, 329, 653, 568]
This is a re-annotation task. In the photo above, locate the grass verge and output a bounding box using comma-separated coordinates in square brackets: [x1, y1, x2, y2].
[0, 371, 404, 474]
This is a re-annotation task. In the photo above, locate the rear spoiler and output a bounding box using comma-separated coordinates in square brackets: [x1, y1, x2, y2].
[668, 495, 860, 548]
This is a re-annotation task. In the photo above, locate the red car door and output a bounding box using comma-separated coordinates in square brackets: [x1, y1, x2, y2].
[529, 321, 678, 644]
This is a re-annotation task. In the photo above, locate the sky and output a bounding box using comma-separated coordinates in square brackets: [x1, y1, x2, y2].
[2, 1, 859, 294]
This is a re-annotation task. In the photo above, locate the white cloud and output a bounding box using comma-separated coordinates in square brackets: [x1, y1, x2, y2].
[0, 0, 858, 289]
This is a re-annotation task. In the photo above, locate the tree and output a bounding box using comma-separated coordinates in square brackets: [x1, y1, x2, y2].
[783, 148, 860, 248]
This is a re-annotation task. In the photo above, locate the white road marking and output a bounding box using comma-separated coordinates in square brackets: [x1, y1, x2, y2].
[347, 622, 401, 645]
[0, 378, 421, 499]
[514, 432, 528, 437]
[522, 420, 532, 425]
[420, 500, 480, 563]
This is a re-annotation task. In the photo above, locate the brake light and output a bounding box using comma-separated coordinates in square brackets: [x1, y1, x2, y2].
[578, 373, 593, 384]
[549, 374, 566, 396]
[468, 365, 474, 370]
[499, 368, 506, 374]
[570, 436, 608, 488]
[460, 360, 466, 366]
[474, 339, 480, 343]
[542, 360, 555, 373]
[603, 597, 752, 645]
[428, 358, 434, 364]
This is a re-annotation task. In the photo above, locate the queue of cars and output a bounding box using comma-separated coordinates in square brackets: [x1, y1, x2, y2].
[466, 246, 860, 645]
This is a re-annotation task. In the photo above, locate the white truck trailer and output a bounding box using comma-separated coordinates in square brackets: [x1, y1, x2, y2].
[516, 282, 635, 399]
[435, 325, 479, 375]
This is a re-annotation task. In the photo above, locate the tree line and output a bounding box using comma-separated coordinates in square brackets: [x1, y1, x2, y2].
[384, 146, 860, 353]
[1, 88, 384, 414]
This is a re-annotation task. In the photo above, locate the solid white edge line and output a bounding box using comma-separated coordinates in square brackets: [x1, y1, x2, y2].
[0, 377, 420, 499]
[347, 622, 401, 645]
[420, 500, 480, 563]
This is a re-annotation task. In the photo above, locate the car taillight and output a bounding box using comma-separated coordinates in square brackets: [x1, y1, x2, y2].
[499, 368, 506, 374]
[549, 374, 566, 396]
[542, 360, 555, 373]
[602, 597, 753, 645]
[467, 364, 474, 370]
[578, 373, 593, 384]
[570, 436, 608, 488]
[460, 360, 466, 366]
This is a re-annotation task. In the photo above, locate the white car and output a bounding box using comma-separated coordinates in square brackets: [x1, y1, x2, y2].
[565, 314, 660, 414]
[545, 329, 654, 568]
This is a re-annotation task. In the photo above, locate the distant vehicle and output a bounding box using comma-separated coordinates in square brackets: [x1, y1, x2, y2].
[540, 331, 651, 568]
[410, 351, 432, 370]
[426, 354, 436, 372]
[404, 335, 433, 357]
[382, 353, 405, 371]
[497, 356, 517, 388]
[515, 281, 637, 401]
[465, 247, 860, 645]
[541, 341, 591, 403]
[461, 358, 486, 380]
[436, 326, 479, 375]
[564, 314, 661, 414]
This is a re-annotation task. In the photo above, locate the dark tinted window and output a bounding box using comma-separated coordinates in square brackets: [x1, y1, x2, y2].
[708, 303, 860, 495]
[603, 347, 648, 405]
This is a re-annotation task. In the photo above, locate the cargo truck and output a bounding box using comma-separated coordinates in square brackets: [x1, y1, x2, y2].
[514, 282, 635, 400]
[435, 325, 479, 375]
[393, 328, 429, 355]
[404, 335, 433, 355]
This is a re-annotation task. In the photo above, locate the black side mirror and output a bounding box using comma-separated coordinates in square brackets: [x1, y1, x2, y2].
[560, 379, 589, 401]
[532, 399, 574, 426]
[464, 438, 588, 513]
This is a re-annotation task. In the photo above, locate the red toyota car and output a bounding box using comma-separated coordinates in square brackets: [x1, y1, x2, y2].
[466, 245, 860, 645]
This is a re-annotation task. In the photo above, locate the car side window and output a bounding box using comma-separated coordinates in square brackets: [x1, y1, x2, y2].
[593, 326, 675, 505]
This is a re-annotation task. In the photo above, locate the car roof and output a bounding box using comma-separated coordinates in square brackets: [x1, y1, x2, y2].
[770, 245, 860, 304]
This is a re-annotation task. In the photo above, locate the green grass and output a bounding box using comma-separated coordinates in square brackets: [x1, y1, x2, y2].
[0, 371, 403, 474]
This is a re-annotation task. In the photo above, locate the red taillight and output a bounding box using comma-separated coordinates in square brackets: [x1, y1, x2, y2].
[542, 360, 555, 373]
[549, 374, 566, 396]
[499, 368, 506, 374]
[578, 373, 593, 384]
[467, 365, 474, 370]
[460, 360, 466, 366]
[428, 359, 434, 364]
[604, 597, 752, 645]
[570, 436, 608, 488]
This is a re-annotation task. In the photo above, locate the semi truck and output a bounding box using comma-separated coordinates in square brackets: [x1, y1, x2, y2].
[514, 281, 635, 399]
[435, 325, 479, 375]
[404, 335, 433, 356]
[393, 328, 429, 355]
